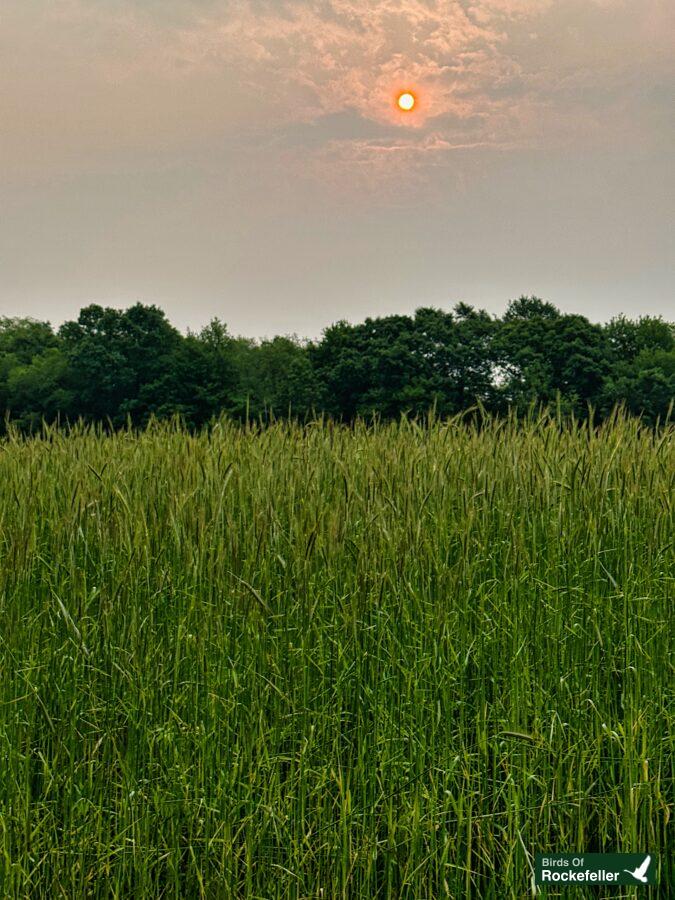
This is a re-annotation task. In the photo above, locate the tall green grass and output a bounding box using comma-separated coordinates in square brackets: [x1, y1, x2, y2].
[0, 412, 672, 898]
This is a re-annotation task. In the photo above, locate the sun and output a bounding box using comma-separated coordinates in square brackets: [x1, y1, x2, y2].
[397, 91, 416, 112]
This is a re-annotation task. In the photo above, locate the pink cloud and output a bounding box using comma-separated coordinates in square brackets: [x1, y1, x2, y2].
[1, 0, 672, 187]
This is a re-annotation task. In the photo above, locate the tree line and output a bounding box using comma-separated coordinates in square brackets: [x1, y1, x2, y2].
[1, 296, 673, 431]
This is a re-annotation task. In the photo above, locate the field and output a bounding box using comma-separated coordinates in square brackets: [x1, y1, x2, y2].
[0, 413, 672, 898]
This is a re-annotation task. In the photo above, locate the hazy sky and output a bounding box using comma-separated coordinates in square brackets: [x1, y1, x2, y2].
[1, 1, 673, 337]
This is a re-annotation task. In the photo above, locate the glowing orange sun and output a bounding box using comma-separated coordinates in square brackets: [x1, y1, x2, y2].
[397, 91, 416, 112]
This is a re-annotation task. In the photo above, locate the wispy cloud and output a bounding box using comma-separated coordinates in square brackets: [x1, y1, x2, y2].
[1, 0, 672, 185]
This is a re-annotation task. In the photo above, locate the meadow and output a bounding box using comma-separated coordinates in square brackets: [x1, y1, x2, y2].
[0, 412, 672, 898]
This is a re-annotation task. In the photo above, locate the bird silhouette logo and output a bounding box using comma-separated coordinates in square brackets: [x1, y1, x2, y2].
[623, 855, 651, 883]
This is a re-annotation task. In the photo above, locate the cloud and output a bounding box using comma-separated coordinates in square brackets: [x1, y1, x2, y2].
[1, 0, 672, 187]
[104, 2, 673, 136]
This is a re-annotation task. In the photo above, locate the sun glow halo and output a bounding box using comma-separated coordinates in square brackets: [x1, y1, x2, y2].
[397, 91, 416, 112]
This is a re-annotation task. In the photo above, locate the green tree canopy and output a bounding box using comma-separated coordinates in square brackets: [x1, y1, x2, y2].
[0, 299, 672, 430]
[59, 304, 182, 425]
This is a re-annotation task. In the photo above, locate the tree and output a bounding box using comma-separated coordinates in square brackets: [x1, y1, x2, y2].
[5, 349, 72, 431]
[0, 318, 65, 429]
[245, 336, 318, 420]
[601, 316, 674, 422]
[604, 315, 674, 359]
[194, 321, 256, 421]
[59, 304, 182, 425]
[413, 304, 497, 414]
[309, 320, 372, 420]
[494, 297, 610, 415]
[0, 300, 671, 429]
[310, 314, 428, 420]
[310, 304, 497, 421]
[0, 317, 58, 362]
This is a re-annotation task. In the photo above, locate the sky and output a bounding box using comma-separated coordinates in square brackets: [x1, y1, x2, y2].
[1, 0, 673, 338]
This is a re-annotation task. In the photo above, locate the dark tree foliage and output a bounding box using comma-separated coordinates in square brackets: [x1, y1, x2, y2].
[494, 297, 611, 415]
[309, 305, 497, 420]
[245, 336, 319, 420]
[58, 304, 182, 426]
[0, 318, 71, 430]
[0, 299, 672, 431]
[601, 316, 675, 423]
